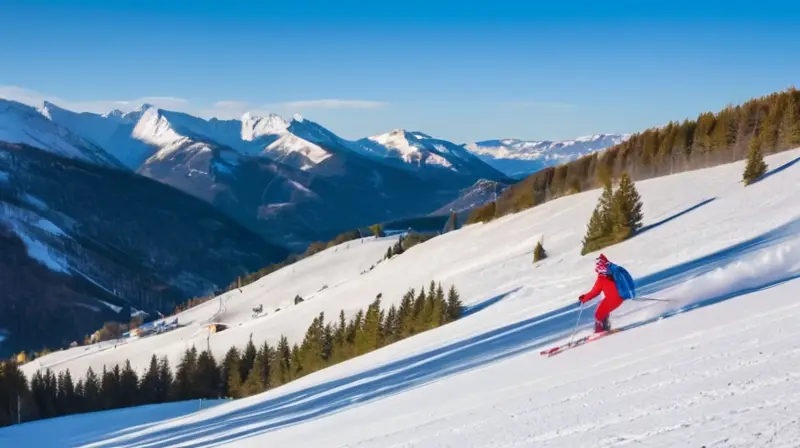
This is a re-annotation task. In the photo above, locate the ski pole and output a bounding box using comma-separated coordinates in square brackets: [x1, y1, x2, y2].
[568, 303, 585, 345]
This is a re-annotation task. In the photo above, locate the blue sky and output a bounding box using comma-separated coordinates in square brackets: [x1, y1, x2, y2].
[2, 0, 800, 142]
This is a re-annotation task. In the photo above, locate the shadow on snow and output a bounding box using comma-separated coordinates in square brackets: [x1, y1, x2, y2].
[750, 155, 800, 185]
[84, 218, 800, 448]
[637, 197, 717, 235]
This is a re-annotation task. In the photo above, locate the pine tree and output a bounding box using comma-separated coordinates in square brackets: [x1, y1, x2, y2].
[83, 367, 101, 411]
[398, 289, 415, 337]
[533, 238, 547, 262]
[778, 90, 800, 149]
[74, 379, 86, 414]
[156, 356, 173, 403]
[173, 347, 198, 400]
[445, 285, 464, 322]
[239, 336, 257, 384]
[743, 136, 768, 185]
[321, 323, 334, 365]
[241, 352, 266, 396]
[226, 362, 244, 399]
[119, 360, 140, 407]
[610, 172, 644, 241]
[100, 365, 121, 410]
[276, 336, 292, 385]
[435, 283, 447, 326]
[195, 350, 221, 399]
[358, 298, 382, 353]
[139, 354, 160, 405]
[62, 370, 78, 416]
[581, 182, 615, 255]
[220, 347, 241, 398]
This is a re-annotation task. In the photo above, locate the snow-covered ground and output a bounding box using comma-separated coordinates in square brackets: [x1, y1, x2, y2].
[0, 399, 228, 447]
[9, 149, 800, 447]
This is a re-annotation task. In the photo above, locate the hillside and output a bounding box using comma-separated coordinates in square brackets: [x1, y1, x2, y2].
[8, 146, 799, 445]
[0, 142, 289, 356]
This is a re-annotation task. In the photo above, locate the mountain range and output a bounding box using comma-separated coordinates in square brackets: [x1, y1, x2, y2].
[465, 134, 630, 178]
[0, 97, 623, 354]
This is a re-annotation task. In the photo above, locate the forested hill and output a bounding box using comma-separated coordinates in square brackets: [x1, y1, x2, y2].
[485, 88, 800, 218]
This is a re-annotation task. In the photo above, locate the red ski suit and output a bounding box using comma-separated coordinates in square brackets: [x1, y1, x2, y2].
[579, 274, 624, 323]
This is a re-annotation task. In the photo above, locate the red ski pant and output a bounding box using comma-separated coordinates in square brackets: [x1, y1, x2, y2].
[595, 294, 624, 323]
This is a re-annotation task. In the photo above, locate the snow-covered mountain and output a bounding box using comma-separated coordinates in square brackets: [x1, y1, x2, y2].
[13, 148, 800, 446]
[356, 129, 508, 180]
[0, 99, 122, 167]
[465, 133, 630, 178]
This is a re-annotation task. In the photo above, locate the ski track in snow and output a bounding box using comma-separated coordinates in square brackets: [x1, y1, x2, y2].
[5, 149, 800, 447]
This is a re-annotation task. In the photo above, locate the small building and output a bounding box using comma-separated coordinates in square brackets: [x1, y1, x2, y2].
[207, 323, 228, 334]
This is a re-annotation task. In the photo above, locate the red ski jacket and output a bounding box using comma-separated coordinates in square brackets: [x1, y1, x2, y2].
[579, 274, 623, 305]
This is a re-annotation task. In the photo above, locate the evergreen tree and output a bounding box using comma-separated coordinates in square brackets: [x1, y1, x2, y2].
[156, 356, 173, 403]
[83, 367, 101, 412]
[226, 361, 244, 399]
[241, 353, 266, 396]
[119, 360, 140, 407]
[290, 344, 303, 379]
[398, 289, 415, 337]
[610, 172, 644, 240]
[239, 336, 257, 383]
[778, 90, 800, 149]
[139, 354, 160, 405]
[220, 347, 241, 398]
[74, 379, 86, 414]
[195, 350, 221, 399]
[533, 238, 547, 262]
[580, 182, 615, 255]
[322, 323, 335, 364]
[383, 305, 398, 343]
[435, 283, 447, 326]
[743, 136, 768, 185]
[445, 285, 464, 322]
[173, 347, 198, 400]
[100, 365, 121, 410]
[60, 369, 76, 415]
[276, 336, 292, 385]
[358, 299, 382, 353]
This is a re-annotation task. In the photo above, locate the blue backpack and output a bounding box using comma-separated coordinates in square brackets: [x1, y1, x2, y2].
[608, 263, 636, 300]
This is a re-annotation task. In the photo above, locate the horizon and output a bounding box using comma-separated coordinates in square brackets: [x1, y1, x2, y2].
[2, 1, 800, 142]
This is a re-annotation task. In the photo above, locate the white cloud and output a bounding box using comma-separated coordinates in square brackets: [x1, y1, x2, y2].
[0, 86, 386, 121]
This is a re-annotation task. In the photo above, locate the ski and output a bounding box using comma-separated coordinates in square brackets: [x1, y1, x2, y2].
[540, 329, 620, 357]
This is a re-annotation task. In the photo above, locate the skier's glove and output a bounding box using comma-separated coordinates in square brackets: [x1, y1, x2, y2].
[578, 294, 585, 304]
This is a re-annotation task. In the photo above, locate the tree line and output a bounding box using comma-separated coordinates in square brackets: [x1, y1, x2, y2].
[468, 87, 800, 225]
[0, 281, 463, 427]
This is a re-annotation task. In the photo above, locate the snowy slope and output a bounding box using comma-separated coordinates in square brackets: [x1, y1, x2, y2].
[11, 149, 800, 446]
[0, 99, 122, 167]
[466, 133, 630, 177]
[0, 399, 227, 447]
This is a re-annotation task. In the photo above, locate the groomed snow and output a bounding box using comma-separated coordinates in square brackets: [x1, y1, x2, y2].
[0, 399, 228, 447]
[9, 149, 800, 447]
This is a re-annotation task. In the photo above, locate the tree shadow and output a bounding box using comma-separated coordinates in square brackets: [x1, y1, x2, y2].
[462, 286, 523, 317]
[637, 197, 717, 235]
[78, 218, 800, 448]
[750, 155, 800, 185]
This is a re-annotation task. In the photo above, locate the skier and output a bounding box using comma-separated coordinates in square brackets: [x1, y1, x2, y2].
[578, 253, 626, 333]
